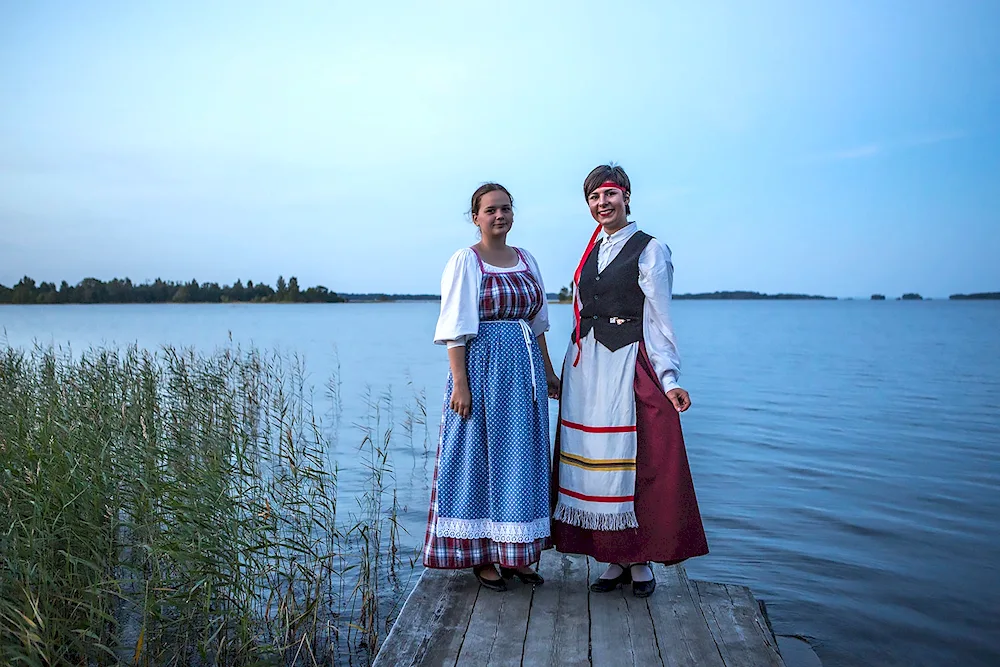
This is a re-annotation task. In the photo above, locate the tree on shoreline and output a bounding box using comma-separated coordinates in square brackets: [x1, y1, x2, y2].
[949, 292, 1000, 300]
[0, 276, 346, 304]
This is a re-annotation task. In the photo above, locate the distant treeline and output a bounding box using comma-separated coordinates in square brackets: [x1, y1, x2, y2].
[5, 276, 995, 305]
[555, 287, 833, 302]
[338, 293, 441, 302]
[872, 293, 1000, 301]
[949, 292, 1000, 300]
[0, 276, 345, 304]
[673, 290, 835, 300]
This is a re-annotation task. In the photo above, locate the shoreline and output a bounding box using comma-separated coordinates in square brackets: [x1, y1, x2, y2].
[4, 295, 1000, 305]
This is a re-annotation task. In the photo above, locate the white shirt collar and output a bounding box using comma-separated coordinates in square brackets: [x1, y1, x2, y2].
[602, 221, 638, 245]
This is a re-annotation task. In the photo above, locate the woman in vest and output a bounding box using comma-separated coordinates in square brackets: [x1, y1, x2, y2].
[424, 183, 561, 592]
[552, 164, 709, 597]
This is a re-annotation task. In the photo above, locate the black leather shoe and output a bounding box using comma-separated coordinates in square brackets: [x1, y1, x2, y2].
[473, 566, 507, 592]
[500, 566, 544, 585]
[631, 571, 656, 598]
[590, 565, 631, 593]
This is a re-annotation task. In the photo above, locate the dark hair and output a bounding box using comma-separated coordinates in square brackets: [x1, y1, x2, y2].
[583, 164, 631, 216]
[469, 182, 513, 218]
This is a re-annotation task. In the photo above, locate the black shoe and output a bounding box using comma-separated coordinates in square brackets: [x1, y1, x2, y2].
[631, 566, 656, 598]
[590, 564, 631, 593]
[473, 566, 507, 592]
[500, 566, 544, 585]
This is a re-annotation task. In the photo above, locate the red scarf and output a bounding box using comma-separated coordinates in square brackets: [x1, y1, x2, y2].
[571, 224, 602, 366]
[572, 181, 629, 366]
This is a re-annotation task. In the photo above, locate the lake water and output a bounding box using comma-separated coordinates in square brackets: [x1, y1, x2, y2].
[2, 301, 998, 667]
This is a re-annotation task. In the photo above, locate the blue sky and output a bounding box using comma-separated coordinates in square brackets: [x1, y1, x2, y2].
[1, 0, 998, 298]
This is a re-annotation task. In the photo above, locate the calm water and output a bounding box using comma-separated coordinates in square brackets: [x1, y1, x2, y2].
[2, 301, 998, 667]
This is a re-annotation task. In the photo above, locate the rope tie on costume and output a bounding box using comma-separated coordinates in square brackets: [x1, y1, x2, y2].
[518, 319, 538, 403]
[481, 320, 537, 402]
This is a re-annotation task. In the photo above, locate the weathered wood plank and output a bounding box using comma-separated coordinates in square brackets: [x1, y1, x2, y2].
[725, 585, 782, 662]
[373, 568, 480, 667]
[647, 564, 726, 667]
[727, 586, 780, 655]
[589, 559, 637, 667]
[376, 557, 788, 667]
[455, 575, 533, 667]
[485, 578, 534, 667]
[522, 550, 590, 667]
[455, 582, 504, 667]
[623, 594, 664, 667]
[694, 581, 784, 667]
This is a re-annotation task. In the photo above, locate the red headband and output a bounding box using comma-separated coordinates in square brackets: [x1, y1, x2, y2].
[596, 180, 628, 194]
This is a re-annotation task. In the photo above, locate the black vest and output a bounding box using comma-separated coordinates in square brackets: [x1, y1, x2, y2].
[575, 230, 653, 351]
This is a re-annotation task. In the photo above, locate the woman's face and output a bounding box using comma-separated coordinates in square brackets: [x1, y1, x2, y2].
[588, 186, 629, 232]
[473, 190, 513, 238]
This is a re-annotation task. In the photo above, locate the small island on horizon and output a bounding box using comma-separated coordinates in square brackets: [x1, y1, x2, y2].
[1, 276, 998, 305]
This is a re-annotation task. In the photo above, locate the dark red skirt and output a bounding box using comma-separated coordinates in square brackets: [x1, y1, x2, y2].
[552, 343, 709, 565]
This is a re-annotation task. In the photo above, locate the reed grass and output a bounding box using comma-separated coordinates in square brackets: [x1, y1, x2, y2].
[0, 342, 413, 666]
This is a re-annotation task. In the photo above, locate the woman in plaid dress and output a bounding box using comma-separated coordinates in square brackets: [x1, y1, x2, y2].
[424, 183, 560, 592]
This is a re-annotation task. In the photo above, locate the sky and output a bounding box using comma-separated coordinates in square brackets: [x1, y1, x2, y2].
[1, 0, 998, 298]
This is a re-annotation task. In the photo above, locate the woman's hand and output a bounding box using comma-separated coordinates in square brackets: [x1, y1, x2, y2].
[546, 371, 561, 399]
[450, 380, 472, 419]
[666, 387, 691, 412]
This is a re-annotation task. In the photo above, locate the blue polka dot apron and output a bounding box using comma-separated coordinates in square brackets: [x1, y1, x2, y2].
[423, 248, 552, 568]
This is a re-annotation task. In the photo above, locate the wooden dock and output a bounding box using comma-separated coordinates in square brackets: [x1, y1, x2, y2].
[374, 551, 786, 667]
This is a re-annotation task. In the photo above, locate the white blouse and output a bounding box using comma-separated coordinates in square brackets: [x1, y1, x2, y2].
[433, 247, 551, 348]
[592, 222, 682, 393]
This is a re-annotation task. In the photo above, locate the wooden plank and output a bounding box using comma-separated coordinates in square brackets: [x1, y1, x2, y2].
[373, 568, 480, 667]
[589, 558, 637, 667]
[455, 575, 534, 667]
[624, 594, 664, 667]
[522, 551, 591, 667]
[725, 586, 782, 660]
[486, 578, 534, 667]
[693, 581, 784, 667]
[647, 564, 725, 667]
[377, 557, 787, 667]
[455, 581, 504, 667]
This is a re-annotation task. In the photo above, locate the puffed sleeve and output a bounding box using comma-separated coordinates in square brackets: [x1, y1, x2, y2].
[433, 248, 481, 346]
[638, 239, 682, 392]
[519, 248, 551, 337]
